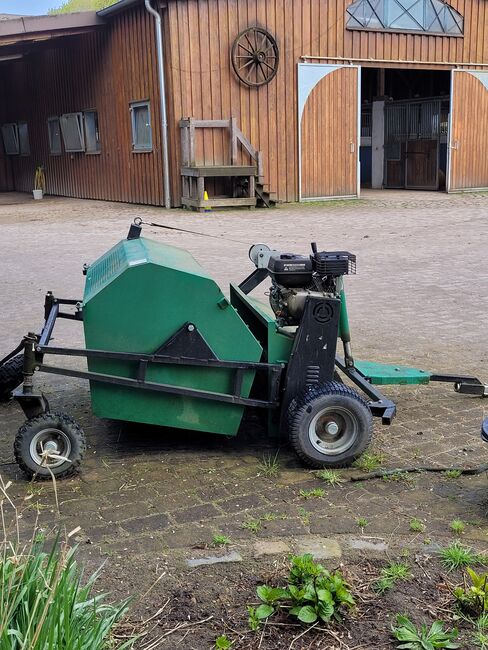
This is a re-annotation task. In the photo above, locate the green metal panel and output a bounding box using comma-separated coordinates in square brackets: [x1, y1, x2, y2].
[229, 284, 293, 363]
[83, 238, 263, 435]
[354, 360, 431, 385]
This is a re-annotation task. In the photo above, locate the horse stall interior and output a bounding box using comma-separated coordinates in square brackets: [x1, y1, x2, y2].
[360, 68, 451, 191]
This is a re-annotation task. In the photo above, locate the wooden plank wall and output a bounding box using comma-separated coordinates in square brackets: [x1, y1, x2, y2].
[0, 5, 164, 205]
[450, 71, 488, 190]
[301, 67, 358, 198]
[164, 0, 488, 204]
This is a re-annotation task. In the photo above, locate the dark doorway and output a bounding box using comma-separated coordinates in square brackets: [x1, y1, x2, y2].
[360, 68, 451, 190]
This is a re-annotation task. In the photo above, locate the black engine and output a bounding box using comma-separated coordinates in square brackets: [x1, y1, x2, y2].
[266, 243, 356, 326]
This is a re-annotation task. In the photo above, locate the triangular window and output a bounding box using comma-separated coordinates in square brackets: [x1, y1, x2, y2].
[346, 0, 463, 35]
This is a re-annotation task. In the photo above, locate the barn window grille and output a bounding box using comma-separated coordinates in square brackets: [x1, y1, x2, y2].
[1, 123, 19, 155]
[60, 113, 85, 152]
[18, 122, 30, 156]
[84, 110, 101, 154]
[47, 117, 62, 155]
[346, 0, 464, 35]
[130, 101, 152, 152]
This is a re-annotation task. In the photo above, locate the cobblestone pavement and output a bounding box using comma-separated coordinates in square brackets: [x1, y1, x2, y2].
[0, 190, 487, 592]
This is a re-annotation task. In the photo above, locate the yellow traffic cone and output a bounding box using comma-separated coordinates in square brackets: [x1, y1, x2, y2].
[203, 190, 212, 213]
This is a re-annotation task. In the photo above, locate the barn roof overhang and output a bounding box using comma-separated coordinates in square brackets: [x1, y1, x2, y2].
[0, 12, 104, 51]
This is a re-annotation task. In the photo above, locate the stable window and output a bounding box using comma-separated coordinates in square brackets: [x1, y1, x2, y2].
[84, 110, 101, 153]
[130, 101, 152, 151]
[18, 122, 30, 156]
[1, 123, 19, 155]
[60, 113, 85, 152]
[47, 117, 62, 155]
[346, 0, 464, 35]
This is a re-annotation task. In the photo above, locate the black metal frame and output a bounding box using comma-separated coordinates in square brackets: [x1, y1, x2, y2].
[14, 293, 284, 419]
[239, 268, 400, 423]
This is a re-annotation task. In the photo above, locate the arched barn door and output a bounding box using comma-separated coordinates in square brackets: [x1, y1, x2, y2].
[448, 70, 488, 192]
[298, 63, 360, 200]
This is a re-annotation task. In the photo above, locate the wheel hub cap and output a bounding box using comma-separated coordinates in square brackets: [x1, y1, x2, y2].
[308, 406, 359, 456]
[29, 428, 71, 469]
[325, 422, 340, 436]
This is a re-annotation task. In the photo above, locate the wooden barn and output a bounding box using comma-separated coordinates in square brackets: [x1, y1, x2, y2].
[0, 0, 487, 208]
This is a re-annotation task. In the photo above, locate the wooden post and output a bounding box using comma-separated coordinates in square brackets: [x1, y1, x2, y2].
[181, 122, 189, 166]
[197, 176, 205, 202]
[257, 151, 264, 184]
[249, 174, 255, 198]
[230, 117, 237, 166]
[188, 117, 196, 166]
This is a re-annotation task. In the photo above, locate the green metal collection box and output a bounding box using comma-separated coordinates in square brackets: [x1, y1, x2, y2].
[82, 237, 263, 435]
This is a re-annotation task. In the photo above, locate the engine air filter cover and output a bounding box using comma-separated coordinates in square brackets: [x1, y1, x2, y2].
[313, 251, 356, 277]
[267, 253, 313, 287]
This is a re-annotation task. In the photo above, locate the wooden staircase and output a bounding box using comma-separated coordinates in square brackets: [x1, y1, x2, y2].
[179, 117, 275, 211]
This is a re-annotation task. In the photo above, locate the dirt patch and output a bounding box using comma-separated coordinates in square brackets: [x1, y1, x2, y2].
[90, 550, 479, 650]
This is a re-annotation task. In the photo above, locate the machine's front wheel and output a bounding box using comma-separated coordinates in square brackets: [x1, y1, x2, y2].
[288, 382, 372, 468]
[14, 412, 86, 479]
[0, 354, 24, 402]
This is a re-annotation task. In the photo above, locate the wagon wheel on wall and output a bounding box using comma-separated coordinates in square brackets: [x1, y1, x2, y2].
[231, 27, 279, 87]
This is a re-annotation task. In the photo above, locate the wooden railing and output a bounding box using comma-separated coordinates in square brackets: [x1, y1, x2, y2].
[179, 117, 264, 182]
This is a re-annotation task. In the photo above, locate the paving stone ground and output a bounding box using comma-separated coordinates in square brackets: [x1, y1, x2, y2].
[0, 190, 486, 641]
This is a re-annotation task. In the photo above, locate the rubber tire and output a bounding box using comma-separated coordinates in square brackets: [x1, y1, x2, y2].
[288, 381, 373, 468]
[0, 354, 24, 402]
[14, 412, 86, 480]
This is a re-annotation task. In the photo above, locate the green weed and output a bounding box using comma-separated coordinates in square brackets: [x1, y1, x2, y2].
[409, 518, 425, 533]
[248, 554, 354, 629]
[258, 452, 280, 478]
[353, 452, 385, 472]
[242, 518, 262, 534]
[374, 562, 412, 594]
[315, 469, 345, 486]
[391, 614, 459, 649]
[298, 507, 311, 526]
[450, 520, 466, 535]
[440, 542, 482, 571]
[299, 488, 325, 499]
[444, 469, 463, 479]
[215, 634, 233, 649]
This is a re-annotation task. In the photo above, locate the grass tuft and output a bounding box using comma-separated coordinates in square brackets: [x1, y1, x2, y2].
[242, 518, 262, 534]
[353, 453, 385, 472]
[299, 488, 325, 499]
[315, 469, 345, 486]
[439, 541, 482, 571]
[444, 469, 463, 479]
[409, 518, 425, 533]
[450, 519, 466, 535]
[373, 561, 412, 594]
[257, 452, 280, 478]
[212, 534, 231, 547]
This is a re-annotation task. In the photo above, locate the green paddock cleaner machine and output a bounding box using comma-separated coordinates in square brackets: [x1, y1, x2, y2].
[1, 219, 486, 479]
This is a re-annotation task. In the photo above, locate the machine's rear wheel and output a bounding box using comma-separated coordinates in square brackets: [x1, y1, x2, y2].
[288, 382, 372, 468]
[14, 412, 86, 479]
[0, 354, 24, 402]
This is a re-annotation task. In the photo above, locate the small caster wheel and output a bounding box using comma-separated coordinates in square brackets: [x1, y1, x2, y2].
[14, 412, 86, 479]
[288, 381, 373, 468]
[0, 354, 24, 402]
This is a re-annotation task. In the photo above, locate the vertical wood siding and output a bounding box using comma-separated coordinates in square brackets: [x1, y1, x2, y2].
[301, 67, 358, 198]
[450, 71, 488, 190]
[0, 6, 164, 206]
[164, 0, 488, 204]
